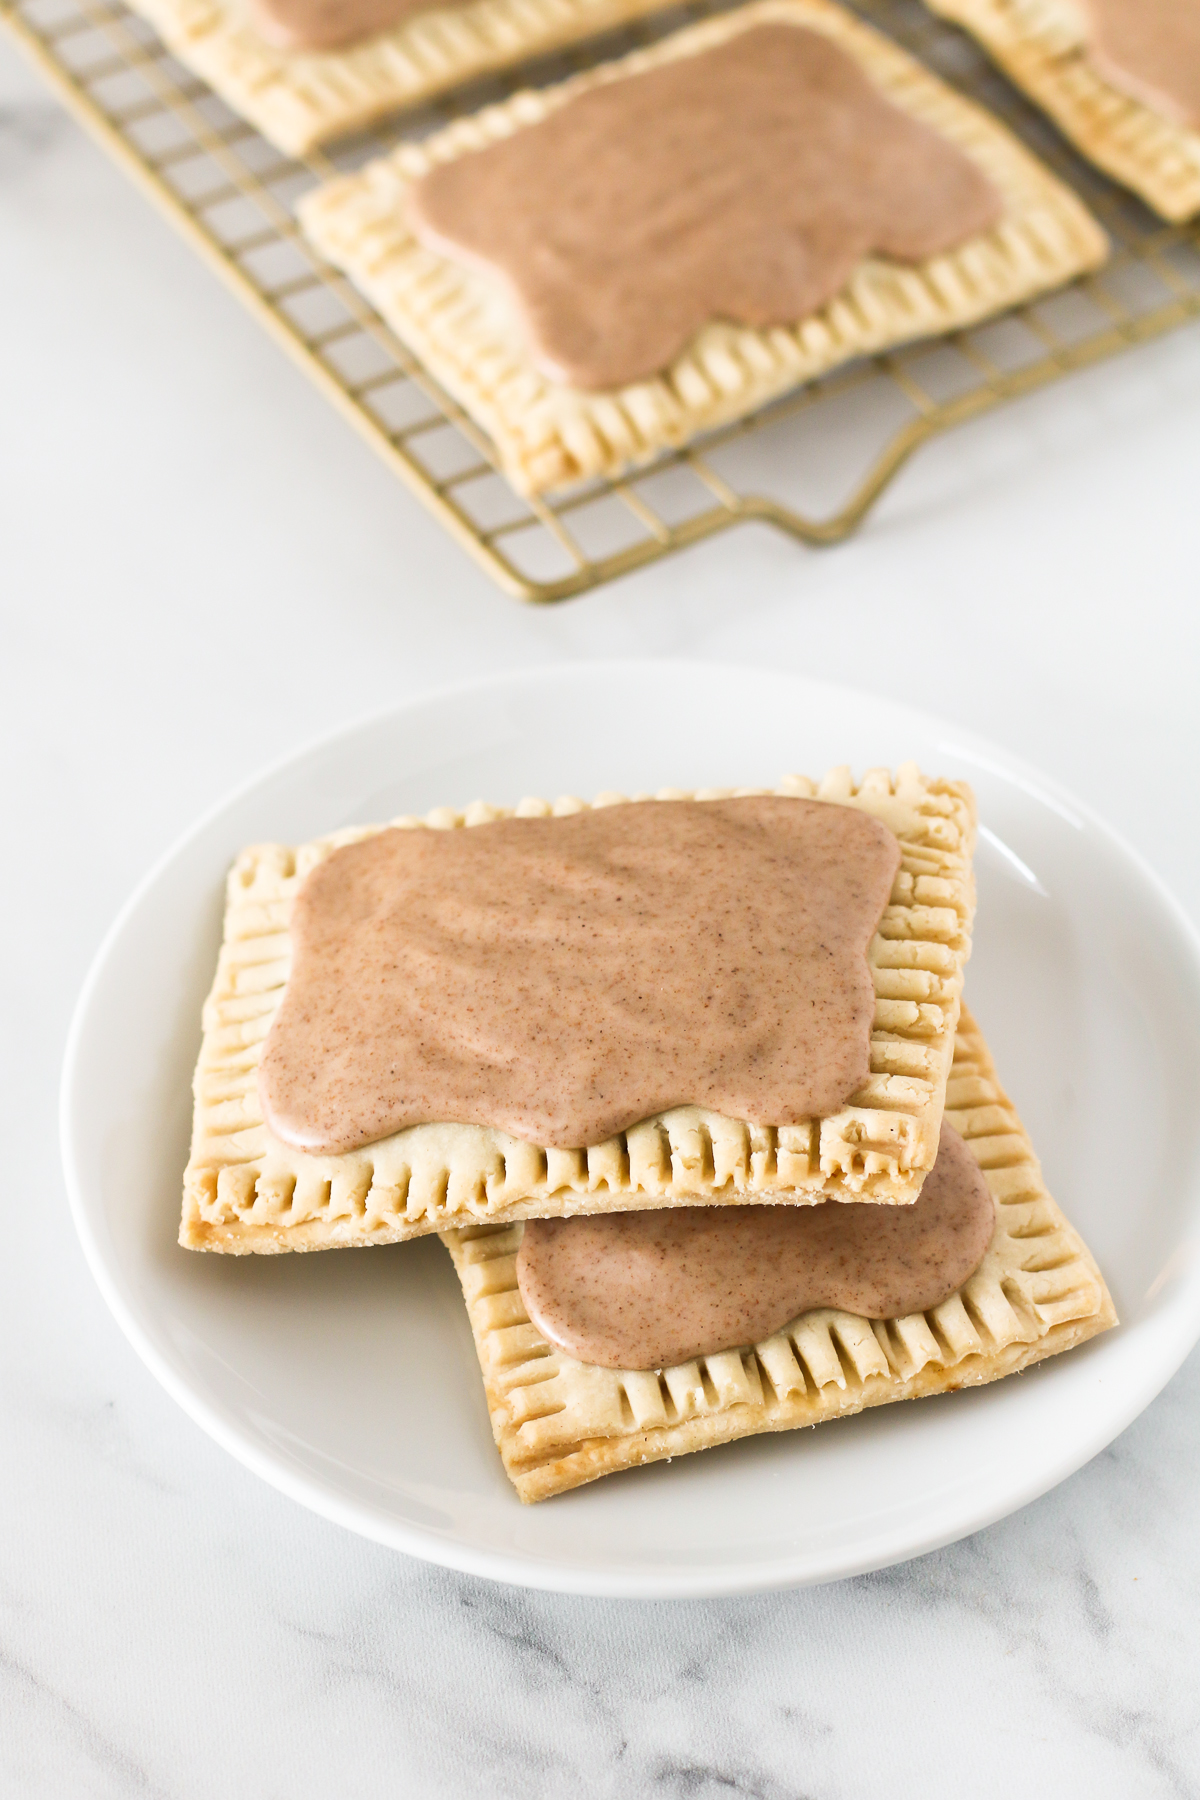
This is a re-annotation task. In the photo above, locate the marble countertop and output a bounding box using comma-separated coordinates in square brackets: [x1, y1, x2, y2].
[3, 29, 1200, 1797]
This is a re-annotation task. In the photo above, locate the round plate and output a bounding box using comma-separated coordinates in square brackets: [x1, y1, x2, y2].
[61, 662, 1200, 1597]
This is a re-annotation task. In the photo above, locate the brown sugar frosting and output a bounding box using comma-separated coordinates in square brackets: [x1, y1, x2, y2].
[517, 1123, 997, 1370]
[1077, 0, 1200, 129]
[407, 22, 1002, 390]
[257, 795, 901, 1155]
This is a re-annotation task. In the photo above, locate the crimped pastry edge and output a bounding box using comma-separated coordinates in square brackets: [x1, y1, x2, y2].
[298, 0, 1109, 493]
[125, 0, 676, 154]
[443, 1006, 1117, 1500]
[924, 0, 1200, 220]
[181, 765, 976, 1251]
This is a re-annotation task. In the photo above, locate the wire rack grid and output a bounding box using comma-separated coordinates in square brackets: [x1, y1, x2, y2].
[5, 0, 1200, 600]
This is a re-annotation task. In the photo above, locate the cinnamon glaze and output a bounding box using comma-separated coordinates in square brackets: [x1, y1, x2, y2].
[258, 796, 900, 1154]
[246, 0, 443, 51]
[1082, 0, 1200, 129]
[409, 24, 1002, 389]
[517, 1124, 995, 1370]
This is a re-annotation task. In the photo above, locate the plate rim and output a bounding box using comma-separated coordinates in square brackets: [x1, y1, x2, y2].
[59, 658, 1200, 1597]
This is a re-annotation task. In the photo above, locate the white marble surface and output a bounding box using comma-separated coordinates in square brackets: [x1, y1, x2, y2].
[3, 29, 1200, 1795]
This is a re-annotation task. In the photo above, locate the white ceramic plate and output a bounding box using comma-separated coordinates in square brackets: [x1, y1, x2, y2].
[61, 662, 1200, 1597]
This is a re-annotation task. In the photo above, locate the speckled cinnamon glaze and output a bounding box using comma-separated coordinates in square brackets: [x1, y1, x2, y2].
[1081, 0, 1200, 129]
[517, 1124, 996, 1370]
[245, 0, 450, 52]
[258, 795, 900, 1154]
[408, 23, 1002, 389]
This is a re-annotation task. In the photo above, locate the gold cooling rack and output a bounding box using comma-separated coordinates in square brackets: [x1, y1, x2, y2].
[5, 0, 1200, 599]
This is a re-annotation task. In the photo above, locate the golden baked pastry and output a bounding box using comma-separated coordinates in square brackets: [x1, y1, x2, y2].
[442, 1007, 1117, 1501]
[180, 766, 976, 1252]
[125, 0, 676, 154]
[298, 0, 1108, 494]
[924, 0, 1200, 220]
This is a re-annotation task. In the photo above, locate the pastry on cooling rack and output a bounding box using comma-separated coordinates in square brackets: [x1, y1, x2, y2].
[180, 766, 976, 1253]
[923, 0, 1200, 220]
[297, 0, 1107, 495]
[125, 0, 678, 154]
[442, 1008, 1116, 1502]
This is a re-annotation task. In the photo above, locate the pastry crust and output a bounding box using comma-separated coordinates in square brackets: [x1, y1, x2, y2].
[442, 1007, 1117, 1501]
[124, 0, 676, 154]
[924, 0, 1200, 220]
[297, 0, 1108, 495]
[180, 765, 976, 1252]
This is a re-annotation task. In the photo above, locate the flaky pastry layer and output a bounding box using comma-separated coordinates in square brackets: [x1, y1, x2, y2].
[442, 1007, 1116, 1501]
[124, 0, 674, 154]
[298, 0, 1108, 494]
[925, 0, 1200, 220]
[181, 765, 975, 1253]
